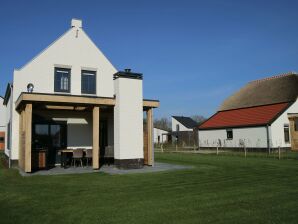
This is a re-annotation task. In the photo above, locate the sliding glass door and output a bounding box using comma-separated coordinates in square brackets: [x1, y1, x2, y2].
[33, 122, 67, 167]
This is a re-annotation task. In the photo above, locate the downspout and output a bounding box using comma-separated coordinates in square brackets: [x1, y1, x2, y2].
[266, 125, 271, 154]
[9, 84, 13, 168]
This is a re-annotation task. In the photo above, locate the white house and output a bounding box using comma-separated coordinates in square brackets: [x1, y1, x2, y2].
[3, 19, 159, 172]
[153, 128, 169, 144]
[171, 116, 198, 146]
[198, 73, 298, 150]
[171, 116, 197, 132]
[0, 96, 6, 150]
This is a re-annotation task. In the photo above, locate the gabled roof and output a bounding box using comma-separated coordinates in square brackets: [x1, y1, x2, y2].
[219, 72, 298, 111]
[199, 102, 290, 130]
[172, 116, 198, 129]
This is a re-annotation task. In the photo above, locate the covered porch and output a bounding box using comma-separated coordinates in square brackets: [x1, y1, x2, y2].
[16, 92, 159, 173]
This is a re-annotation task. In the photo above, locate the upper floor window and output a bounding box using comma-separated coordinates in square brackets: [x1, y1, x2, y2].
[81, 70, 96, 94]
[54, 68, 71, 93]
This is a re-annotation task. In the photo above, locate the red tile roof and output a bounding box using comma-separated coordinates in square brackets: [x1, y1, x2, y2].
[199, 102, 290, 129]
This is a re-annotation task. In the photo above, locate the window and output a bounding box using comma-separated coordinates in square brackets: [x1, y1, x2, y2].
[176, 124, 180, 132]
[226, 129, 233, 140]
[0, 137, 4, 143]
[284, 124, 290, 143]
[54, 68, 71, 93]
[81, 70, 96, 94]
[295, 118, 298, 132]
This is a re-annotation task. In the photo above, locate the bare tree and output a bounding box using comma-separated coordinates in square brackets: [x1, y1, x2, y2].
[154, 117, 171, 131]
[191, 115, 206, 125]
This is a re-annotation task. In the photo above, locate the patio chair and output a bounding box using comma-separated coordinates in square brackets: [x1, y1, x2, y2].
[72, 149, 84, 167]
[85, 149, 92, 166]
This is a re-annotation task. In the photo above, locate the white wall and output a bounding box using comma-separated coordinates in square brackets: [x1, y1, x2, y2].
[154, 128, 168, 143]
[10, 20, 117, 160]
[0, 98, 6, 132]
[271, 99, 298, 148]
[114, 77, 144, 160]
[4, 92, 12, 157]
[199, 126, 268, 148]
[172, 117, 192, 132]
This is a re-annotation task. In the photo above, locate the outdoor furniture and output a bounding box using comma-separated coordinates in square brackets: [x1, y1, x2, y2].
[60, 149, 75, 169]
[85, 149, 93, 166]
[72, 149, 84, 167]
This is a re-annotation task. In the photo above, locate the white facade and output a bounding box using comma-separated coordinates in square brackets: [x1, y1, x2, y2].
[8, 19, 116, 160]
[114, 77, 144, 160]
[154, 128, 169, 143]
[199, 127, 268, 148]
[0, 97, 6, 132]
[3, 19, 157, 168]
[172, 117, 193, 132]
[199, 99, 298, 149]
[270, 99, 298, 148]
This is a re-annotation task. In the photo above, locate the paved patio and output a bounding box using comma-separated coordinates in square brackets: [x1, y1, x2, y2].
[19, 162, 193, 176]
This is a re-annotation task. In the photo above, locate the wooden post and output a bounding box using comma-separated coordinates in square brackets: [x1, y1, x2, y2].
[244, 145, 247, 158]
[216, 146, 219, 155]
[146, 108, 153, 166]
[24, 104, 32, 173]
[93, 106, 100, 169]
[278, 146, 281, 160]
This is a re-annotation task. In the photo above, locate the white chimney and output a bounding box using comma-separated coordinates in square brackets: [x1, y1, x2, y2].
[71, 18, 82, 28]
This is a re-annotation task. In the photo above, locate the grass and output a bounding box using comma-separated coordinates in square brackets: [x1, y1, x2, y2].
[1, 152, 298, 224]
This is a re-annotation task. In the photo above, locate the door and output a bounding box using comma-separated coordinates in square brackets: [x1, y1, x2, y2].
[33, 122, 67, 168]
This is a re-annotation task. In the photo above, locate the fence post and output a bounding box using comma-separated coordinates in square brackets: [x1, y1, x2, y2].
[176, 143, 178, 152]
[278, 146, 281, 160]
[161, 143, 164, 153]
[244, 145, 247, 158]
[216, 146, 219, 155]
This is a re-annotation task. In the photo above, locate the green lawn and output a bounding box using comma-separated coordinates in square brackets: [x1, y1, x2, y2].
[1, 152, 298, 224]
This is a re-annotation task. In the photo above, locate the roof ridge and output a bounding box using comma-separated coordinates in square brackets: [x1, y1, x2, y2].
[219, 101, 290, 112]
[249, 71, 297, 84]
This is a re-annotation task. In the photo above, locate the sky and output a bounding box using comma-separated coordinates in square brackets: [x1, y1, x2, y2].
[1, 0, 298, 119]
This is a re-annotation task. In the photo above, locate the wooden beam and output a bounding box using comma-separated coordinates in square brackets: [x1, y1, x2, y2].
[93, 106, 100, 169]
[143, 100, 160, 108]
[18, 110, 25, 171]
[15, 93, 159, 111]
[146, 108, 153, 166]
[24, 104, 32, 173]
[16, 93, 116, 110]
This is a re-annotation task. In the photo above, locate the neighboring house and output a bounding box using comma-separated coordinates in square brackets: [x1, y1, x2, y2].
[171, 116, 198, 146]
[172, 116, 197, 132]
[198, 72, 298, 150]
[153, 127, 170, 144]
[0, 96, 6, 150]
[3, 19, 159, 172]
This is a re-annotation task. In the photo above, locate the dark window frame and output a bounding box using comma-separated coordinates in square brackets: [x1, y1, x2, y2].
[81, 70, 96, 95]
[0, 137, 4, 143]
[54, 67, 71, 93]
[226, 129, 233, 140]
[284, 124, 290, 143]
[295, 118, 298, 132]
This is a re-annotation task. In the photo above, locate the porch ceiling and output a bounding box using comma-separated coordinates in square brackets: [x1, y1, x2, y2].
[16, 92, 160, 112]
